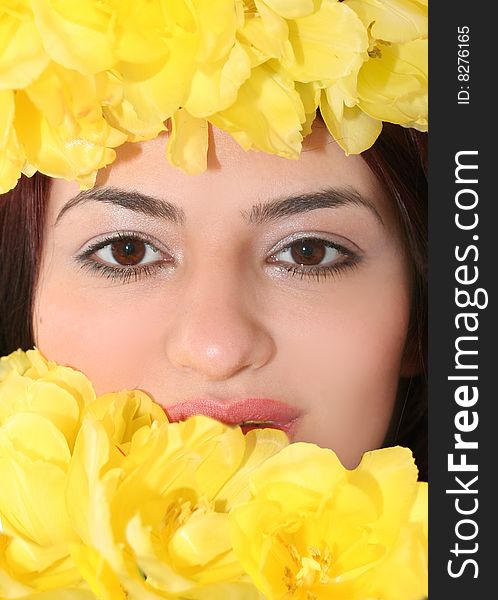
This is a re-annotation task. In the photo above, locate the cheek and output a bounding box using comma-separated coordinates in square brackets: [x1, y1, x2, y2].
[34, 277, 165, 393]
[275, 272, 410, 465]
[277, 272, 410, 380]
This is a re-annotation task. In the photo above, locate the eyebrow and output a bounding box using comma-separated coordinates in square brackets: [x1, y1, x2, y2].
[243, 188, 383, 226]
[55, 187, 186, 226]
[55, 186, 383, 227]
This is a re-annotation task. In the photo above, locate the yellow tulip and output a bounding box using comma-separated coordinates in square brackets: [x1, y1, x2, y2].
[357, 38, 428, 131]
[0, 348, 95, 443]
[229, 444, 428, 600]
[0, 350, 160, 598]
[67, 409, 287, 599]
[0, 349, 96, 595]
[14, 64, 127, 188]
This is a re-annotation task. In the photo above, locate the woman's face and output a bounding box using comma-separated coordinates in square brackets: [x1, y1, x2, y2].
[34, 124, 412, 468]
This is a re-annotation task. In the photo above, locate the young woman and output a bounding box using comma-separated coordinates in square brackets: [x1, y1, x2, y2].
[0, 120, 427, 480]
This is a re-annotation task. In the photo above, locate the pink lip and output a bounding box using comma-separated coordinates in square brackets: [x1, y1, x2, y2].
[165, 398, 302, 437]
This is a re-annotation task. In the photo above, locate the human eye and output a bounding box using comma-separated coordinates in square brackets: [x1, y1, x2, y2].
[75, 231, 173, 283]
[267, 234, 361, 283]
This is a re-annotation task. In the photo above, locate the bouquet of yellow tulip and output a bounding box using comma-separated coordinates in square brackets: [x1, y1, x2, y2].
[0, 349, 427, 600]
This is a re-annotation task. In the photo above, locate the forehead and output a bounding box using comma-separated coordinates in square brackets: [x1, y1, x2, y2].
[48, 124, 391, 222]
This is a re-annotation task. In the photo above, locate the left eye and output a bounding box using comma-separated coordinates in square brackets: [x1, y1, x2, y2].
[94, 238, 161, 267]
[272, 238, 342, 267]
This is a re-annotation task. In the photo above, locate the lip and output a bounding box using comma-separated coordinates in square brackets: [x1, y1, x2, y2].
[165, 397, 302, 437]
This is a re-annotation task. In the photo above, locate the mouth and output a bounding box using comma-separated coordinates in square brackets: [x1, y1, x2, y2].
[164, 397, 302, 438]
[237, 420, 285, 434]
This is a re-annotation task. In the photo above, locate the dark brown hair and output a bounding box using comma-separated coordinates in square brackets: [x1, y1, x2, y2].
[363, 124, 427, 481]
[0, 124, 427, 479]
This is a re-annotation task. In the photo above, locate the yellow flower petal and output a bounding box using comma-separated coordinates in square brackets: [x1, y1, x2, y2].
[103, 97, 167, 143]
[195, 0, 239, 63]
[22, 592, 97, 600]
[0, 348, 49, 379]
[0, 428, 74, 545]
[71, 544, 126, 600]
[346, 0, 428, 44]
[283, 0, 368, 84]
[295, 81, 320, 137]
[1, 381, 81, 445]
[66, 420, 123, 569]
[84, 389, 167, 449]
[0, 90, 23, 194]
[217, 427, 289, 507]
[31, 0, 116, 74]
[185, 41, 251, 117]
[0, 348, 94, 448]
[113, 0, 169, 65]
[238, 0, 289, 63]
[210, 63, 305, 158]
[249, 441, 346, 495]
[351, 446, 420, 523]
[143, 32, 199, 119]
[167, 109, 209, 175]
[168, 511, 233, 571]
[124, 512, 198, 593]
[5, 537, 78, 586]
[0, 557, 96, 600]
[359, 480, 428, 600]
[0, 4, 49, 89]
[1, 412, 70, 467]
[0, 350, 25, 377]
[320, 91, 382, 154]
[261, 0, 320, 19]
[0, 534, 35, 598]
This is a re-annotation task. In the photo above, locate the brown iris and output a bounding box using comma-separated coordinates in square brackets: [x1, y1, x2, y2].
[289, 239, 327, 266]
[110, 239, 146, 266]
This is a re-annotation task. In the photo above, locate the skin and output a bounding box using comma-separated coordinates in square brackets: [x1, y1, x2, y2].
[33, 123, 412, 469]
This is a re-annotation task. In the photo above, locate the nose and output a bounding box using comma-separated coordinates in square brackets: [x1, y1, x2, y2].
[164, 266, 275, 381]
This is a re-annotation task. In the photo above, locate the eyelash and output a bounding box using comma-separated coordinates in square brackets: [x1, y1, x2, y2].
[75, 232, 360, 284]
[281, 260, 358, 283]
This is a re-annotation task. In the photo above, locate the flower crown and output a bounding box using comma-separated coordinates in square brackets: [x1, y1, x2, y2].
[0, 0, 428, 194]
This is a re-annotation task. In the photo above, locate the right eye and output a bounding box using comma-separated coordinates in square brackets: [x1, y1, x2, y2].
[76, 231, 174, 284]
